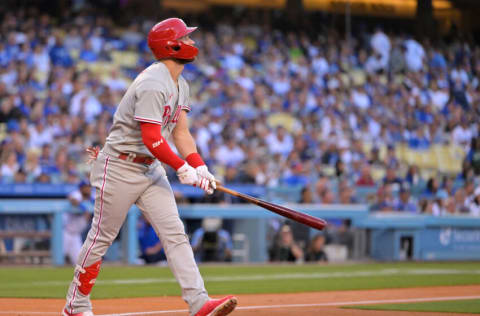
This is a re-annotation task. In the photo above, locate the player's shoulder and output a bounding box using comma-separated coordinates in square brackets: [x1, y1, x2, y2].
[135, 63, 170, 93]
[178, 75, 190, 92]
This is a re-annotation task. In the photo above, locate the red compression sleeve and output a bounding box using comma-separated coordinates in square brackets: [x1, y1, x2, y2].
[186, 153, 205, 168]
[140, 122, 185, 170]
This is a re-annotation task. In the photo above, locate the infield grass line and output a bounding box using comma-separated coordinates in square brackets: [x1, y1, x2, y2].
[2, 262, 480, 298]
[3, 294, 478, 316]
[20, 268, 480, 288]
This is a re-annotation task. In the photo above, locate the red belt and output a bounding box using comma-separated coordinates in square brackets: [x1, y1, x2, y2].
[118, 153, 155, 165]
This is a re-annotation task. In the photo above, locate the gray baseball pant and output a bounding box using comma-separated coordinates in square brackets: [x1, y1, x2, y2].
[64, 152, 209, 315]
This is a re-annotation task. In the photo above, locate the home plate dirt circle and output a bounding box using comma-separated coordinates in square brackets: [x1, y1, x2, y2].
[1, 285, 479, 316]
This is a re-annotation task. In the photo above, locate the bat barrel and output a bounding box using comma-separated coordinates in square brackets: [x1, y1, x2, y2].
[216, 185, 327, 230]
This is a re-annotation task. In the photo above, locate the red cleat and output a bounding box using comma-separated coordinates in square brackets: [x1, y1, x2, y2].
[194, 295, 238, 316]
[62, 309, 94, 316]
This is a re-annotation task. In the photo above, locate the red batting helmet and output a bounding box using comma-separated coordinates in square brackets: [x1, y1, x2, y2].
[148, 18, 198, 61]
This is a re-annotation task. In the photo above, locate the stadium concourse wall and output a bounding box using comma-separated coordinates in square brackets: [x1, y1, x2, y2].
[1, 189, 480, 265]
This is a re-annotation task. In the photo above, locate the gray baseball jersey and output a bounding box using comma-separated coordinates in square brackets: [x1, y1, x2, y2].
[103, 62, 192, 158]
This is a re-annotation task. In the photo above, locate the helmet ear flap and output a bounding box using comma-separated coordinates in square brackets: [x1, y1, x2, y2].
[165, 40, 181, 53]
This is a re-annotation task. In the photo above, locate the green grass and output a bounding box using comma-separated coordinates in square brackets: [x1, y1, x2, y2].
[345, 299, 480, 314]
[0, 262, 479, 299]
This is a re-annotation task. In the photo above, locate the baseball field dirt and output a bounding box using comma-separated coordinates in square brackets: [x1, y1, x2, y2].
[1, 285, 479, 316]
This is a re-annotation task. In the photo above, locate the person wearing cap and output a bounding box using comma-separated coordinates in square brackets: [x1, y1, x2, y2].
[394, 184, 418, 213]
[432, 189, 450, 216]
[64, 180, 94, 264]
[191, 217, 233, 262]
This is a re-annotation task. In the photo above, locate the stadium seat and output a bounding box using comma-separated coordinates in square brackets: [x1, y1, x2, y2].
[324, 244, 348, 262]
[111, 51, 140, 68]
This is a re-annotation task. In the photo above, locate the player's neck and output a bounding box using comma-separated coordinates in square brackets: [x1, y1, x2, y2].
[161, 60, 184, 86]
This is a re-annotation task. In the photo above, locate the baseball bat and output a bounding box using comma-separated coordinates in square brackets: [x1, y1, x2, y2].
[216, 185, 327, 230]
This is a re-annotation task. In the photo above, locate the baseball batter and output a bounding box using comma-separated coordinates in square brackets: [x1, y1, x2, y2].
[62, 18, 237, 316]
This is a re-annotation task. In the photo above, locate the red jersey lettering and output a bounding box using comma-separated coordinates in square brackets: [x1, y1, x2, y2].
[171, 106, 182, 123]
[162, 105, 171, 126]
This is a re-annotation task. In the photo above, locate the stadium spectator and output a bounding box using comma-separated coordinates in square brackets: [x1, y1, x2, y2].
[383, 166, 403, 188]
[330, 219, 355, 258]
[404, 165, 422, 186]
[64, 180, 94, 264]
[191, 217, 233, 262]
[1, 150, 19, 179]
[356, 163, 375, 186]
[266, 126, 294, 158]
[298, 186, 314, 204]
[424, 177, 440, 198]
[269, 224, 304, 263]
[467, 137, 480, 175]
[214, 136, 245, 167]
[468, 187, 480, 216]
[339, 185, 357, 204]
[305, 234, 328, 262]
[394, 185, 418, 213]
[137, 215, 167, 265]
[404, 36, 425, 72]
[0, 8, 478, 216]
[311, 177, 327, 203]
[432, 189, 450, 216]
[370, 184, 395, 212]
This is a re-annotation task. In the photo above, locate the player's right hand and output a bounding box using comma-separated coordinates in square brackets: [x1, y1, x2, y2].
[196, 165, 216, 195]
[176, 162, 199, 186]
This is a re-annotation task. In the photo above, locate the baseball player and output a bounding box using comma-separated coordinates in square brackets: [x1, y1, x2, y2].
[62, 18, 237, 316]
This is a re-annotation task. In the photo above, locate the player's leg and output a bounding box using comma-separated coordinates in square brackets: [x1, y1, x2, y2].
[136, 164, 209, 315]
[64, 154, 150, 315]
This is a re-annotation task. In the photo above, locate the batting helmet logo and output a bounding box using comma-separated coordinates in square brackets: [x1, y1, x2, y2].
[148, 18, 198, 61]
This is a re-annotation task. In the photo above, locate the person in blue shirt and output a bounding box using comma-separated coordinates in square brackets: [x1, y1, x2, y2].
[395, 184, 418, 213]
[49, 34, 73, 67]
[137, 215, 166, 264]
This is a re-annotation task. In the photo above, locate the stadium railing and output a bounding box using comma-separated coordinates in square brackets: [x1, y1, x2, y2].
[2, 199, 479, 265]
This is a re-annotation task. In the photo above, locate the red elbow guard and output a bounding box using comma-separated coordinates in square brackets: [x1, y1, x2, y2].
[140, 122, 185, 170]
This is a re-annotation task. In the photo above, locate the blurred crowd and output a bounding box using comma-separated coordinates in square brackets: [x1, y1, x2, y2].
[0, 8, 480, 216]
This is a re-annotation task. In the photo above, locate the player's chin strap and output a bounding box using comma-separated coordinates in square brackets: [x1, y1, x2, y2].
[86, 146, 100, 164]
[73, 260, 102, 295]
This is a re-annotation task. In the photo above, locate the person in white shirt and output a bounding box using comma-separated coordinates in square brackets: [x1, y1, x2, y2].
[404, 38, 425, 72]
[214, 136, 245, 167]
[28, 120, 54, 149]
[69, 89, 102, 123]
[370, 27, 391, 69]
[105, 69, 129, 92]
[468, 187, 480, 216]
[452, 121, 473, 149]
[429, 81, 449, 111]
[0, 150, 19, 178]
[266, 126, 294, 157]
[351, 86, 371, 110]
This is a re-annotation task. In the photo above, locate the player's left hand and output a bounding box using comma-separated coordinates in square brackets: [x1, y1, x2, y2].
[196, 165, 216, 195]
[86, 146, 100, 164]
